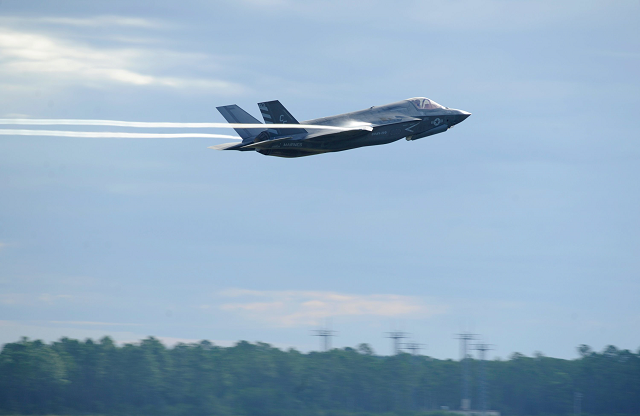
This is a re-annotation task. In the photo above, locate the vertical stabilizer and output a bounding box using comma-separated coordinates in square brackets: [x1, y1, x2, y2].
[257, 100, 307, 136]
[216, 104, 264, 142]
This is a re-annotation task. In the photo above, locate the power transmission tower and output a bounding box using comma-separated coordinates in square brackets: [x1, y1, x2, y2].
[386, 331, 409, 355]
[404, 341, 425, 356]
[403, 340, 425, 411]
[474, 343, 494, 415]
[455, 332, 477, 411]
[312, 328, 337, 351]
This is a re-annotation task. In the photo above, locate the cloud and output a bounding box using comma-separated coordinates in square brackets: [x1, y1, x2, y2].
[410, 0, 614, 32]
[0, 294, 24, 305]
[0, 293, 74, 306]
[0, 15, 166, 29]
[217, 289, 447, 327]
[234, 0, 289, 7]
[49, 321, 142, 326]
[0, 28, 246, 94]
[2, 113, 29, 118]
[38, 293, 74, 304]
[36, 16, 165, 28]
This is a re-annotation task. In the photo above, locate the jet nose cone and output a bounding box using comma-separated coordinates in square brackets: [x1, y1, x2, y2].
[451, 109, 470, 125]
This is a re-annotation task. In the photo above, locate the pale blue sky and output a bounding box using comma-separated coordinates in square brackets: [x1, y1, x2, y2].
[0, 0, 639, 359]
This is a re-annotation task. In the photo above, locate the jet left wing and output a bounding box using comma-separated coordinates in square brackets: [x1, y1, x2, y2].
[240, 126, 374, 149]
[239, 136, 296, 149]
[303, 126, 373, 143]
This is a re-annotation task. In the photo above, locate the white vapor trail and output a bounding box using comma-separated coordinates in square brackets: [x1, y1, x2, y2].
[0, 129, 241, 139]
[0, 119, 353, 131]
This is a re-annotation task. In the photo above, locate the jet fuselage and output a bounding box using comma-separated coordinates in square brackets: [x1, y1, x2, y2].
[215, 98, 470, 158]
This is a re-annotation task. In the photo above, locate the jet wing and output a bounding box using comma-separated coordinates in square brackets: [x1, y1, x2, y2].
[303, 126, 373, 143]
[239, 137, 296, 149]
[240, 126, 374, 149]
[300, 116, 418, 143]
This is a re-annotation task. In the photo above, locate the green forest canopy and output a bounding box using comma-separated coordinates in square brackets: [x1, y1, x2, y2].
[1, 337, 638, 416]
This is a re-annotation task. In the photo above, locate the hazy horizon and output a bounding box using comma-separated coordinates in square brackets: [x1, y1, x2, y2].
[1, 0, 638, 360]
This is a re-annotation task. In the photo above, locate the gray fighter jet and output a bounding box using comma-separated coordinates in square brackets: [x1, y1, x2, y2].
[212, 97, 470, 158]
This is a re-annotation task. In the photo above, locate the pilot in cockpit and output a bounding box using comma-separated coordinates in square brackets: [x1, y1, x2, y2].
[409, 97, 445, 110]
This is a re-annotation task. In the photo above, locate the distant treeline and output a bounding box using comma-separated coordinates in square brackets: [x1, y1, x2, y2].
[0, 337, 638, 416]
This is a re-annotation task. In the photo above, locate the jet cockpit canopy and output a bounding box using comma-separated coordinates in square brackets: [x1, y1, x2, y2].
[408, 97, 445, 110]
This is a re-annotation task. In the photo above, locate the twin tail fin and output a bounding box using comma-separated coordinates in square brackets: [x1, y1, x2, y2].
[215, 101, 306, 151]
[258, 100, 307, 136]
[216, 104, 264, 143]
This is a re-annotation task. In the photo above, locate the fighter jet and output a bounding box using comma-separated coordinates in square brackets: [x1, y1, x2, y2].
[211, 97, 470, 158]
